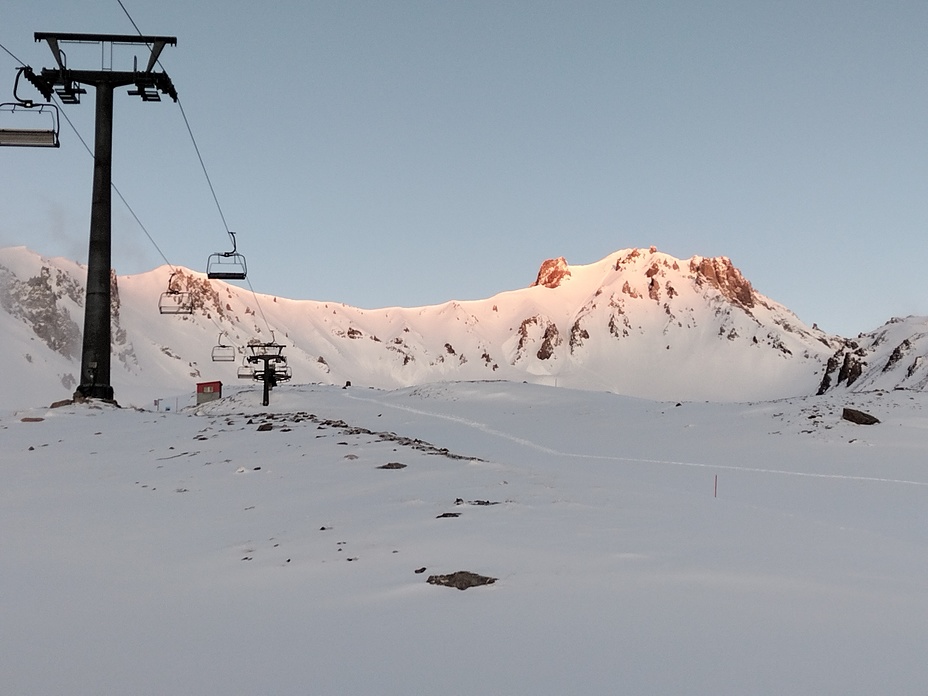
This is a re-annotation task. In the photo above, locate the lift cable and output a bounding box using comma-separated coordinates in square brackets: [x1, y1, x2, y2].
[116, 0, 231, 236]
[8, 21, 271, 336]
[0, 38, 24, 65]
[117, 2, 273, 332]
[116, 1, 273, 336]
[245, 276, 274, 338]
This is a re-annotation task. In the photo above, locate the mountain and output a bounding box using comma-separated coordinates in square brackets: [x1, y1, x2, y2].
[0, 244, 914, 410]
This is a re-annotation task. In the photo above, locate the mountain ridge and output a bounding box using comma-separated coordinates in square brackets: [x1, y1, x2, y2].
[0, 244, 922, 410]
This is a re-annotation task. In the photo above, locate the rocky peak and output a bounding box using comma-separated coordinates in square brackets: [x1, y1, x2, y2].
[689, 256, 755, 309]
[532, 257, 571, 289]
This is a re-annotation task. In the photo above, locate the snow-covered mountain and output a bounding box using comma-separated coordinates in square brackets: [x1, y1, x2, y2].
[0, 244, 916, 410]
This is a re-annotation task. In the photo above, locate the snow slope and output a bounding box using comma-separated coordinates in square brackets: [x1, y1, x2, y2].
[3, 381, 927, 695]
[1, 245, 845, 409]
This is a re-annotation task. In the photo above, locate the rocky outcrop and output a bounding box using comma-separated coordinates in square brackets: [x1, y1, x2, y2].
[536, 323, 561, 360]
[569, 318, 589, 352]
[532, 257, 571, 289]
[170, 269, 229, 318]
[0, 264, 81, 359]
[690, 256, 755, 309]
[883, 339, 912, 372]
[515, 315, 562, 362]
[110, 271, 139, 372]
[817, 347, 866, 394]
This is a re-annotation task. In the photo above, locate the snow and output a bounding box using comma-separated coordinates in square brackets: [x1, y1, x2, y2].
[3, 381, 928, 694]
[1, 245, 840, 409]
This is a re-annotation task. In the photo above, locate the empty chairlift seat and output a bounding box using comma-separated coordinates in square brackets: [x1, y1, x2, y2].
[211, 334, 236, 362]
[206, 251, 247, 280]
[158, 272, 194, 315]
[207, 231, 247, 280]
[0, 102, 60, 148]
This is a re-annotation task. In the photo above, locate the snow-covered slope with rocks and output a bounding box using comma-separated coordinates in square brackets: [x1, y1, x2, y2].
[0, 243, 914, 410]
[4, 381, 928, 695]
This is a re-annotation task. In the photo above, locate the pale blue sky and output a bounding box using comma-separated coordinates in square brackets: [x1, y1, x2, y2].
[2, 1, 928, 336]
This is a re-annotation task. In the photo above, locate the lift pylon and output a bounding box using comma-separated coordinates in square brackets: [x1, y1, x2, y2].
[23, 32, 178, 401]
[245, 342, 291, 406]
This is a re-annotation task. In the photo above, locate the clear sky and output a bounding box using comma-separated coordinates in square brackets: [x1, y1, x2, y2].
[2, 1, 927, 337]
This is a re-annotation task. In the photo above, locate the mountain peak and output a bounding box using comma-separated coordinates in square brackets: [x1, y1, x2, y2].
[531, 257, 571, 288]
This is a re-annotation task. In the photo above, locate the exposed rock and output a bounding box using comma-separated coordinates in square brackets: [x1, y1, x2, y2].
[837, 352, 864, 387]
[690, 256, 755, 309]
[377, 461, 407, 469]
[818, 348, 866, 394]
[532, 257, 571, 289]
[883, 339, 912, 372]
[569, 319, 589, 352]
[256, 423, 273, 431]
[516, 315, 561, 362]
[0, 264, 81, 359]
[648, 276, 661, 302]
[167, 268, 229, 317]
[426, 570, 497, 590]
[842, 407, 880, 425]
[536, 323, 561, 360]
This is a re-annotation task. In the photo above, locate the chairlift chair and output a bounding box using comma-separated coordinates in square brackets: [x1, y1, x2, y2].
[0, 102, 60, 147]
[158, 271, 194, 315]
[207, 230, 247, 280]
[0, 69, 60, 148]
[237, 365, 256, 380]
[211, 334, 236, 362]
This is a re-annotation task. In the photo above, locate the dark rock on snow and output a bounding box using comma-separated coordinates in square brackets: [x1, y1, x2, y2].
[842, 407, 880, 425]
[426, 570, 497, 590]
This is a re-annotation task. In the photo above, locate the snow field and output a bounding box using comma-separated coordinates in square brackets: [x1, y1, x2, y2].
[2, 381, 928, 694]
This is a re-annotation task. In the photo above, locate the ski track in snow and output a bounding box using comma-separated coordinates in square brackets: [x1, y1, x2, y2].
[345, 392, 928, 488]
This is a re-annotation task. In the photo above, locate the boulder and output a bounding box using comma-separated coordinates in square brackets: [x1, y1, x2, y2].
[842, 407, 880, 425]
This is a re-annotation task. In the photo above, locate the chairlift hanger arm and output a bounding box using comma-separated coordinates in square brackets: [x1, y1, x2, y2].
[16, 67, 53, 104]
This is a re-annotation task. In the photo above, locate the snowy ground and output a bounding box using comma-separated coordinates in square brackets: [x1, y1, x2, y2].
[3, 381, 928, 695]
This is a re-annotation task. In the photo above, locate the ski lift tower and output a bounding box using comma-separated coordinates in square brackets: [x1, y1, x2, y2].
[246, 342, 291, 407]
[31, 32, 178, 401]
